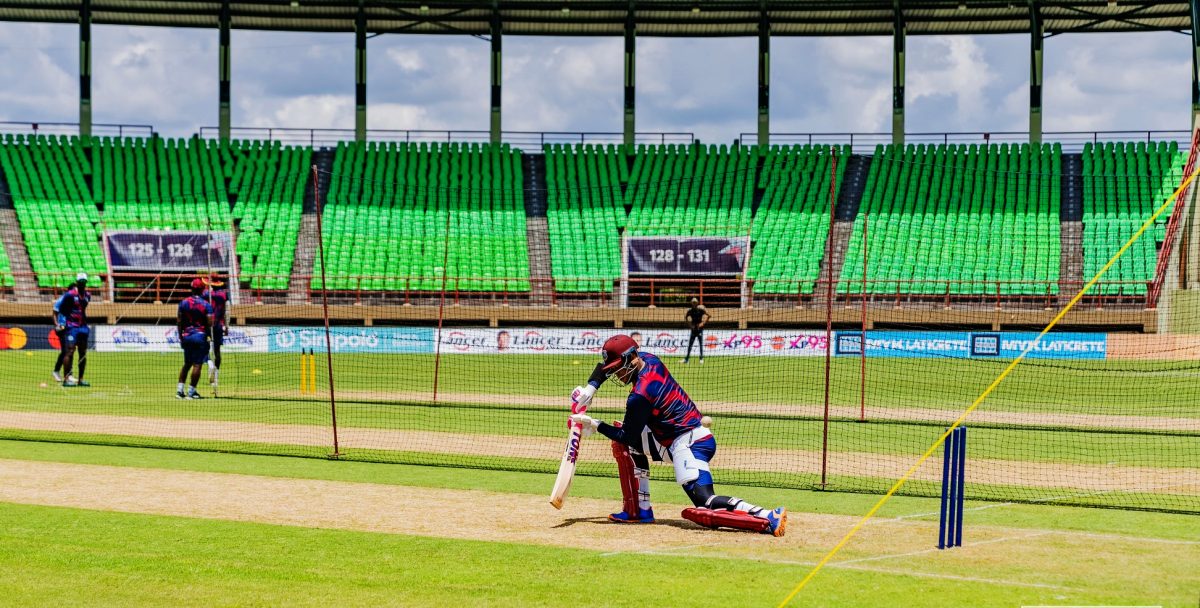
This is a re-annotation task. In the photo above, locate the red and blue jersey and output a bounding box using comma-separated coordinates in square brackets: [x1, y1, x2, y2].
[597, 352, 704, 448]
[177, 296, 213, 339]
[203, 288, 229, 327]
[629, 353, 704, 444]
[53, 287, 90, 328]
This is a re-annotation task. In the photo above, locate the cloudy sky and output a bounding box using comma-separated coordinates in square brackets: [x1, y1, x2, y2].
[0, 21, 1191, 142]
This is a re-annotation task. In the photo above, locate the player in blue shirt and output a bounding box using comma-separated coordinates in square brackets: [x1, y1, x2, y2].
[202, 274, 230, 395]
[568, 334, 787, 536]
[176, 278, 214, 399]
[51, 273, 92, 387]
[50, 278, 74, 383]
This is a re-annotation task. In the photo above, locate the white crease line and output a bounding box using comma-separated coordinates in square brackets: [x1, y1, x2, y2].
[1043, 529, 1200, 546]
[600, 544, 704, 558]
[601, 546, 1075, 591]
[831, 531, 1052, 566]
[830, 563, 1075, 590]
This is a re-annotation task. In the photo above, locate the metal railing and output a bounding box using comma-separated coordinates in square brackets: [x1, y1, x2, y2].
[738, 130, 1194, 154]
[0, 121, 155, 139]
[197, 127, 695, 148]
[2, 272, 1154, 312]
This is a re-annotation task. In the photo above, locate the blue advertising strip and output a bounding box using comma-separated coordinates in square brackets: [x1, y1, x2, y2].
[834, 331, 1106, 360]
[269, 327, 434, 354]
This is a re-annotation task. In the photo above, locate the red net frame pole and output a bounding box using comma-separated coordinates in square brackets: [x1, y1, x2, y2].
[1147, 128, 1200, 306]
[820, 148, 838, 489]
[432, 205, 452, 402]
[311, 165, 340, 457]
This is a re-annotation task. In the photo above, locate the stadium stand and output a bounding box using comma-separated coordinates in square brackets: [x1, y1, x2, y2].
[0, 235, 11, 290]
[1081, 141, 1185, 296]
[225, 140, 310, 291]
[624, 143, 756, 237]
[747, 144, 848, 295]
[543, 143, 759, 293]
[0, 134, 105, 287]
[318, 141, 529, 292]
[0, 134, 310, 291]
[542, 143, 626, 292]
[840, 143, 1062, 297]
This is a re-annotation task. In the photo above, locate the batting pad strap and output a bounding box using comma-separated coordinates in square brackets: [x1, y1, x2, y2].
[681, 508, 770, 533]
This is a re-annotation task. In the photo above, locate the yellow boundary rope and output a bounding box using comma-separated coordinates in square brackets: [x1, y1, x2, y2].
[777, 166, 1200, 607]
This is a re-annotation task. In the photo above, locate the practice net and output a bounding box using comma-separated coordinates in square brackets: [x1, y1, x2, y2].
[0, 138, 1197, 514]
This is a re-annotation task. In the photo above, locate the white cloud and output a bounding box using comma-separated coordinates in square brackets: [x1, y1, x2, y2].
[385, 48, 424, 72]
[243, 94, 352, 130]
[1044, 32, 1190, 132]
[0, 23, 1192, 141]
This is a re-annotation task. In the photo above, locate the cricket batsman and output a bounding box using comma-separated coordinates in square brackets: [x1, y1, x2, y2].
[567, 334, 787, 536]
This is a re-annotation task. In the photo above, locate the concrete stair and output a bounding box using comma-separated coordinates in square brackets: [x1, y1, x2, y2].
[522, 154, 554, 305]
[288, 149, 334, 304]
[0, 209, 40, 302]
[287, 213, 320, 304]
[813, 220, 855, 305]
[1060, 221, 1084, 304]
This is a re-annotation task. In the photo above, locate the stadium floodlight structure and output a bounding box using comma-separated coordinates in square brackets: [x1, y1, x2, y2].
[2, 0, 1193, 145]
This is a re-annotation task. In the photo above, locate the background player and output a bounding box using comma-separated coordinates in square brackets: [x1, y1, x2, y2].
[52, 273, 92, 387]
[682, 297, 709, 364]
[202, 274, 230, 395]
[50, 277, 74, 382]
[567, 334, 786, 536]
[176, 278, 213, 399]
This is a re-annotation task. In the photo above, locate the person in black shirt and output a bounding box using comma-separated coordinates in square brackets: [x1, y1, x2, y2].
[682, 297, 709, 364]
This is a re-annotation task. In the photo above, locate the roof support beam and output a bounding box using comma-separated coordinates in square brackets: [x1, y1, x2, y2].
[624, 12, 636, 147]
[1191, 0, 1200, 125]
[892, 4, 904, 146]
[1030, 0, 1043, 144]
[79, 0, 92, 138]
[356, 0, 367, 142]
[219, 0, 231, 142]
[490, 9, 502, 144]
[757, 13, 770, 147]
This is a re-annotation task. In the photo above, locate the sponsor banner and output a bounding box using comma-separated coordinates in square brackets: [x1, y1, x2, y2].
[834, 331, 1106, 360]
[106, 230, 235, 272]
[437, 328, 828, 357]
[269, 327, 434, 354]
[0, 326, 60, 350]
[93, 325, 270, 353]
[626, 236, 749, 276]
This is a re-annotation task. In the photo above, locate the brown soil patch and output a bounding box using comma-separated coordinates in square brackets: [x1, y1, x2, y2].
[2, 411, 1197, 495]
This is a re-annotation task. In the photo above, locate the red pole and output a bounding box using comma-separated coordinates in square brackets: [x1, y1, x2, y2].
[820, 147, 838, 489]
[860, 212, 867, 423]
[432, 206, 452, 402]
[311, 165, 340, 457]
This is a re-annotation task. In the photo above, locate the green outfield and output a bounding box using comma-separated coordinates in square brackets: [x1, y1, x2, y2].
[0, 441, 1194, 607]
[5, 351, 1199, 414]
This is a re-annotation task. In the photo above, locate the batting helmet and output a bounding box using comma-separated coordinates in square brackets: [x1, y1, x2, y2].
[601, 334, 639, 382]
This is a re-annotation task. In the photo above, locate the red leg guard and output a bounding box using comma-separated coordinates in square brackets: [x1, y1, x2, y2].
[612, 440, 638, 516]
[681, 507, 770, 533]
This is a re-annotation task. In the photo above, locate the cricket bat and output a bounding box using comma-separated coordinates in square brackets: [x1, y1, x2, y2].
[549, 402, 587, 509]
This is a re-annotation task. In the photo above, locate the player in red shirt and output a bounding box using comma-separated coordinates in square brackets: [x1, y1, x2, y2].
[202, 274, 230, 395]
[569, 334, 787, 536]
